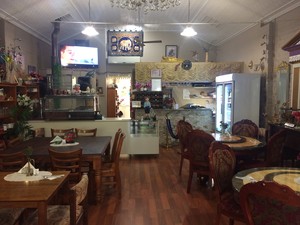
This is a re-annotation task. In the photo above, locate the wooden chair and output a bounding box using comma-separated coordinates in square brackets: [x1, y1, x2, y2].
[186, 129, 215, 193]
[0, 151, 26, 172]
[237, 129, 287, 170]
[34, 128, 45, 137]
[232, 119, 259, 138]
[0, 140, 6, 151]
[101, 132, 126, 198]
[240, 181, 300, 225]
[24, 174, 89, 225]
[209, 141, 246, 225]
[75, 128, 97, 137]
[51, 128, 74, 137]
[176, 120, 193, 175]
[48, 148, 83, 185]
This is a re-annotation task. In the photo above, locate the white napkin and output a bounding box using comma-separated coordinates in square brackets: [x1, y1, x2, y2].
[50, 136, 63, 143]
[18, 162, 36, 174]
[43, 174, 65, 180]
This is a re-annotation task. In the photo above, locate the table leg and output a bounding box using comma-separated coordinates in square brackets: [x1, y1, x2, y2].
[93, 157, 102, 202]
[37, 202, 47, 225]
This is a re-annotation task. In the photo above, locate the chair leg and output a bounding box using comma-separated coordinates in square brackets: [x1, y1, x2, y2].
[179, 155, 184, 175]
[229, 218, 234, 225]
[187, 170, 193, 193]
[215, 207, 221, 225]
[116, 171, 122, 198]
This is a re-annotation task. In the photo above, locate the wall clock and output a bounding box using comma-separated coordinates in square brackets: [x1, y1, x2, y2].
[181, 60, 192, 70]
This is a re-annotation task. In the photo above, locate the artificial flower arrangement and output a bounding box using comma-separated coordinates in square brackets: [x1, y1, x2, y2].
[8, 94, 33, 140]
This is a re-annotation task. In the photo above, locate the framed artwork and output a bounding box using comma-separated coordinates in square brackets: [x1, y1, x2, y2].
[165, 45, 178, 57]
[107, 30, 144, 56]
[97, 87, 103, 95]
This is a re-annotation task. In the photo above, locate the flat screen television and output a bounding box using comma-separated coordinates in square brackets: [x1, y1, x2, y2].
[60, 45, 99, 69]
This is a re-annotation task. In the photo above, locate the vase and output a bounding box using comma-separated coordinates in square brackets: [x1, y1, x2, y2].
[26, 158, 35, 176]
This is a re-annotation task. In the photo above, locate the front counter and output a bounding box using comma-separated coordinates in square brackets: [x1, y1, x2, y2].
[133, 108, 214, 146]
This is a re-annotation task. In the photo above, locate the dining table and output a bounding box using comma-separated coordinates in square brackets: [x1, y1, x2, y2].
[232, 167, 300, 193]
[0, 170, 70, 225]
[5, 136, 112, 203]
[212, 133, 265, 158]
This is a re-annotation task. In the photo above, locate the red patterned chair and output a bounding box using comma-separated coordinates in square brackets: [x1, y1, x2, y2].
[237, 129, 287, 170]
[240, 181, 300, 225]
[176, 120, 193, 175]
[186, 129, 215, 193]
[209, 141, 246, 225]
[232, 119, 259, 138]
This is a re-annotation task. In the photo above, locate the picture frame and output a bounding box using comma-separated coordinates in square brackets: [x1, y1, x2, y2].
[165, 45, 178, 57]
[97, 87, 103, 95]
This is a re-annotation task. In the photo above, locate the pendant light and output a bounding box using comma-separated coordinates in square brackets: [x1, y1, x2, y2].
[180, 0, 197, 37]
[82, 0, 99, 36]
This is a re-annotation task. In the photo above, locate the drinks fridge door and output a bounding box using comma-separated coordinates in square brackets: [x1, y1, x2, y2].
[216, 83, 224, 131]
[223, 82, 233, 130]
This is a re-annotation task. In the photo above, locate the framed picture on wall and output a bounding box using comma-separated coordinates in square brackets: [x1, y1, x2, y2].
[165, 45, 178, 57]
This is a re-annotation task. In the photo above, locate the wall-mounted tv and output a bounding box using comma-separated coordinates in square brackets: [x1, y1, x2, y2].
[60, 45, 99, 69]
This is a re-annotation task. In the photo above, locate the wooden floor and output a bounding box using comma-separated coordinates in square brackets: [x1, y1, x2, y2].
[88, 146, 245, 225]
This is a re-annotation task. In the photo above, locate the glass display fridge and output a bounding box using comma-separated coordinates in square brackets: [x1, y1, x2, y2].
[215, 73, 261, 132]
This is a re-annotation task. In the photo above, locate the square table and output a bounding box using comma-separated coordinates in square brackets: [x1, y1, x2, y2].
[6, 136, 112, 203]
[0, 171, 70, 225]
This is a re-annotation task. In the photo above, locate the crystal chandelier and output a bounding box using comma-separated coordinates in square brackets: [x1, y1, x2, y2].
[110, 0, 181, 13]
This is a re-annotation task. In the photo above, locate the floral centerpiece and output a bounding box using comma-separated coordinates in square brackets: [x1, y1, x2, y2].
[9, 94, 33, 140]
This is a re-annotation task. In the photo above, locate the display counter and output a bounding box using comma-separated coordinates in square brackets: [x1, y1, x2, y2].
[133, 108, 214, 146]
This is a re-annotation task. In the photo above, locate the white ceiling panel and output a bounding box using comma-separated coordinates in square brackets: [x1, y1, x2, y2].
[0, 0, 299, 46]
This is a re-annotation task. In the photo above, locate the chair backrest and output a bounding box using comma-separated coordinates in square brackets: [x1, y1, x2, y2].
[34, 128, 45, 137]
[51, 128, 74, 137]
[240, 181, 300, 225]
[232, 119, 259, 138]
[75, 128, 97, 137]
[186, 129, 215, 166]
[176, 120, 193, 151]
[0, 151, 26, 172]
[110, 129, 122, 162]
[48, 148, 82, 183]
[113, 132, 126, 166]
[265, 129, 287, 166]
[0, 140, 6, 151]
[209, 141, 236, 197]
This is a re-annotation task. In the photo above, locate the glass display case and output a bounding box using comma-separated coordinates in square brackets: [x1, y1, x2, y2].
[43, 95, 98, 120]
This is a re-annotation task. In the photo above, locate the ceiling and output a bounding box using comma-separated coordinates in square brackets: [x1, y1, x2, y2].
[0, 0, 299, 46]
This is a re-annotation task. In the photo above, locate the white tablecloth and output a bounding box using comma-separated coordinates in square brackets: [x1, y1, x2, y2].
[4, 171, 52, 182]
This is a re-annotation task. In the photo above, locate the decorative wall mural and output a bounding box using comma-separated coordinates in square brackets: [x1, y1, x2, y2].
[107, 31, 143, 56]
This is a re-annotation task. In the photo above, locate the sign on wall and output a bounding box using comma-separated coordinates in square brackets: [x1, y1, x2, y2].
[107, 30, 143, 57]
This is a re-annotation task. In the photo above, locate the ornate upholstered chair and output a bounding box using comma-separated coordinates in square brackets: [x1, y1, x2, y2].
[75, 128, 97, 137]
[186, 129, 215, 193]
[237, 129, 287, 170]
[51, 128, 74, 137]
[48, 148, 83, 185]
[176, 119, 193, 175]
[24, 174, 89, 225]
[209, 141, 246, 225]
[240, 181, 300, 225]
[101, 132, 125, 198]
[232, 119, 259, 138]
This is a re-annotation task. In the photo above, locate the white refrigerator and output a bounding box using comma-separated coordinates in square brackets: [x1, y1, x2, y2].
[215, 73, 261, 132]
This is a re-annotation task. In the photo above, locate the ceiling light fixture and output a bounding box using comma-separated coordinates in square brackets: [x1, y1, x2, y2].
[180, 0, 197, 37]
[110, 0, 181, 14]
[82, 0, 99, 36]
